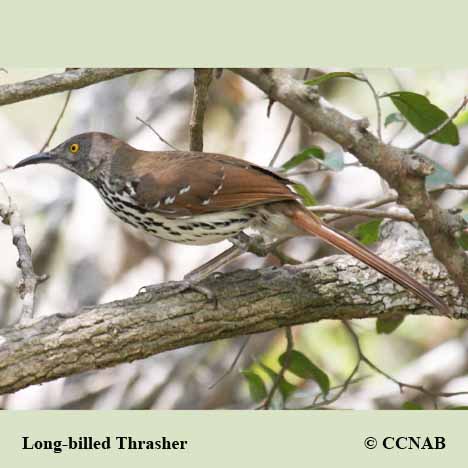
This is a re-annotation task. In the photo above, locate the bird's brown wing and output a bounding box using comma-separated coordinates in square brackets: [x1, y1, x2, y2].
[128, 151, 298, 218]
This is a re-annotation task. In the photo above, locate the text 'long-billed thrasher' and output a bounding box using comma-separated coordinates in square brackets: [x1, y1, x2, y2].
[14, 132, 450, 314]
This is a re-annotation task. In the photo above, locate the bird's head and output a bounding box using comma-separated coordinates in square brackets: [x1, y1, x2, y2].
[14, 132, 119, 181]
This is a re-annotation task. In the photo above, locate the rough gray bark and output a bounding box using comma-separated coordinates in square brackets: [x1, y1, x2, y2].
[0, 201, 46, 322]
[0, 222, 465, 395]
[0, 68, 148, 106]
[189, 68, 213, 151]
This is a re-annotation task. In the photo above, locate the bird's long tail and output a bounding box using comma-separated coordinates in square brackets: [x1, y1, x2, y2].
[290, 208, 450, 315]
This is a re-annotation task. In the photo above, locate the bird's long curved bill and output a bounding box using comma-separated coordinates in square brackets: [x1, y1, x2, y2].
[14, 152, 53, 169]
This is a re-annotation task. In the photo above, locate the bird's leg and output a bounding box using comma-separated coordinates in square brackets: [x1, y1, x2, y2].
[139, 243, 246, 306]
[140, 233, 284, 305]
[172, 233, 270, 302]
[178, 233, 272, 302]
[229, 232, 271, 256]
[185, 244, 244, 281]
[230, 232, 297, 264]
[179, 244, 245, 304]
[183, 232, 274, 283]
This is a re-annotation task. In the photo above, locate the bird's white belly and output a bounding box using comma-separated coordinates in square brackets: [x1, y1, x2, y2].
[98, 189, 255, 245]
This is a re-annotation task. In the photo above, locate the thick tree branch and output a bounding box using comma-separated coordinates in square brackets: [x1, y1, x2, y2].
[229, 68, 468, 297]
[0, 221, 465, 395]
[0, 68, 149, 107]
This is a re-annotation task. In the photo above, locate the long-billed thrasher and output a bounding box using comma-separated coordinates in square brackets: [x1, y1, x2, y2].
[14, 132, 450, 314]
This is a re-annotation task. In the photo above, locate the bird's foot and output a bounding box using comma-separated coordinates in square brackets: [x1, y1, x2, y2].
[139, 277, 217, 307]
[183, 271, 218, 307]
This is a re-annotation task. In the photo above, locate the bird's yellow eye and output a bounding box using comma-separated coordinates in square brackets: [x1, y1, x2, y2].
[69, 143, 80, 154]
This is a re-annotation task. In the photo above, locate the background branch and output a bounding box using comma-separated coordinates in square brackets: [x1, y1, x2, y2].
[189, 68, 213, 151]
[0, 194, 47, 322]
[310, 205, 415, 223]
[136, 116, 180, 150]
[0, 68, 149, 107]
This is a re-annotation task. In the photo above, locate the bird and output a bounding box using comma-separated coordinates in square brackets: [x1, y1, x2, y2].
[14, 132, 450, 314]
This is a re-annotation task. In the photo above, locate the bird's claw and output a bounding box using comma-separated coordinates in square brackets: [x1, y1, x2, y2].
[139, 279, 218, 307]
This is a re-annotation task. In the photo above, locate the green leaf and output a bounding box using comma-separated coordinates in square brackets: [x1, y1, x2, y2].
[458, 213, 468, 250]
[281, 147, 324, 171]
[282, 147, 344, 173]
[385, 91, 459, 145]
[457, 232, 468, 250]
[305, 71, 363, 87]
[293, 183, 317, 206]
[279, 350, 330, 395]
[258, 362, 297, 401]
[352, 219, 383, 246]
[425, 159, 455, 189]
[322, 150, 345, 171]
[241, 370, 267, 403]
[446, 406, 468, 410]
[384, 112, 404, 127]
[402, 401, 423, 410]
[376, 316, 405, 334]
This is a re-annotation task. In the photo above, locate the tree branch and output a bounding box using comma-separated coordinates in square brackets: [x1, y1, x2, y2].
[189, 68, 213, 151]
[229, 68, 468, 297]
[0, 221, 465, 395]
[0, 194, 47, 322]
[310, 205, 415, 223]
[0, 68, 149, 107]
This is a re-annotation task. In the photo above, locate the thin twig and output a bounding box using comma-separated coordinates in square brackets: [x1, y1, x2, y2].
[269, 69, 310, 167]
[304, 361, 360, 409]
[358, 73, 388, 197]
[360, 74, 382, 141]
[284, 161, 361, 176]
[341, 320, 468, 407]
[0, 186, 48, 323]
[408, 96, 468, 152]
[189, 68, 213, 151]
[323, 183, 468, 223]
[261, 327, 294, 409]
[310, 205, 415, 223]
[136, 116, 179, 150]
[270, 113, 296, 167]
[40, 90, 72, 152]
[309, 374, 370, 407]
[208, 337, 251, 389]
